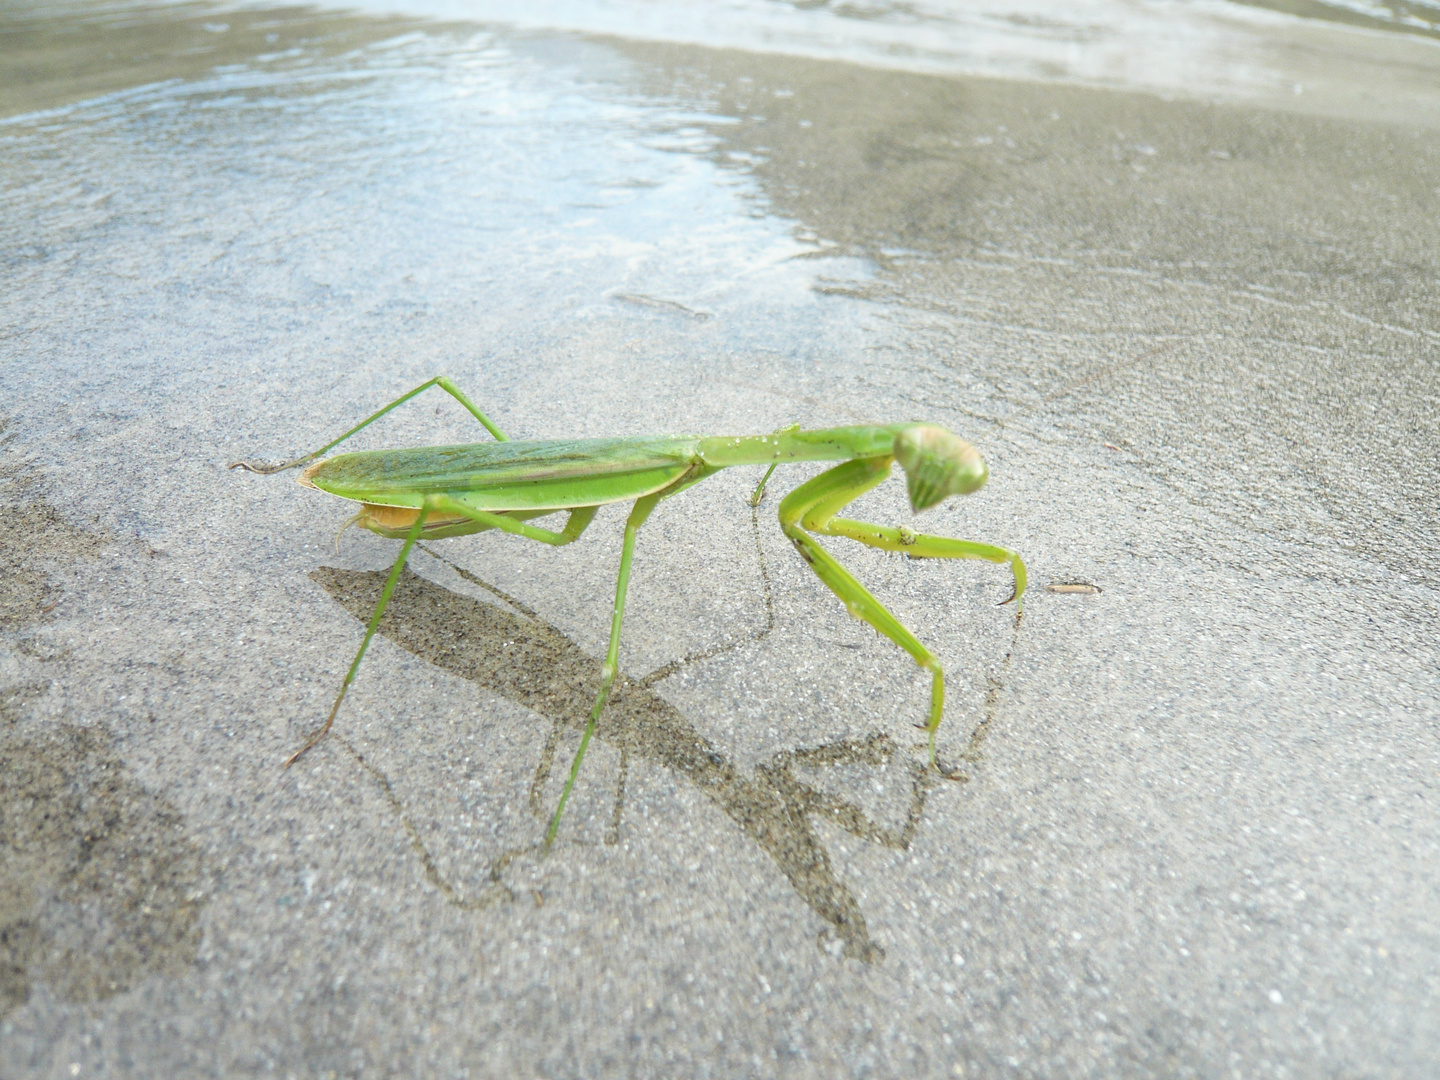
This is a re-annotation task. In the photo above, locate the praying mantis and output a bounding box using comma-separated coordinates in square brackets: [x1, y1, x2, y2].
[233, 376, 1026, 847]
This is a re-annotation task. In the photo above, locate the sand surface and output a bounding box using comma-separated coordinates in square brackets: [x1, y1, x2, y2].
[1, 2, 1437, 1076]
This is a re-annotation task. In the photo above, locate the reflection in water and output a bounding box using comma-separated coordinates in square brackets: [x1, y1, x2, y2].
[309, 551, 982, 963]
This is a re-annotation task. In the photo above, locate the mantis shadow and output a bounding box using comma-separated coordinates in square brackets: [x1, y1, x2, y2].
[309, 561, 984, 963]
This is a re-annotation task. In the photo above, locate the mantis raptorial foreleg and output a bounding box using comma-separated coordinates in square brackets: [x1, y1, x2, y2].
[779, 459, 1025, 767]
[233, 376, 508, 475]
[819, 518, 1026, 607]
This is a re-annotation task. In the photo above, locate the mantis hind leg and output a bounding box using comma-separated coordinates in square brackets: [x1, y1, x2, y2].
[231, 375, 507, 475]
[286, 496, 599, 769]
[778, 459, 1025, 767]
[285, 504, 432, 767]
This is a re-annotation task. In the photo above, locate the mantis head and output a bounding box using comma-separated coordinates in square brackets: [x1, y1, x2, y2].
[893, 425, 988, 512]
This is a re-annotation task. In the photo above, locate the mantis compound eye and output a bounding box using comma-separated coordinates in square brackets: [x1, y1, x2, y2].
[893, 425, 989, 511]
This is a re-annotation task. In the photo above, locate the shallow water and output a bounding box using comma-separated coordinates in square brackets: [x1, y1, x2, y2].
[2, 2, 1438, 1078]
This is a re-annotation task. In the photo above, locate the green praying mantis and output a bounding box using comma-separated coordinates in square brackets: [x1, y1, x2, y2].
[233, 376, 1026, 847]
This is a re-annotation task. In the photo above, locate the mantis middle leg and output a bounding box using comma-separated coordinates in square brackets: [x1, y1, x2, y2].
[545, 490, 664, 848]
[778, 458, 1027, 767]
[387, 491, 666, 847]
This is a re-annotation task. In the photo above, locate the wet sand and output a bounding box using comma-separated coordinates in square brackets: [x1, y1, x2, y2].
[2, 2, 1437, 1077]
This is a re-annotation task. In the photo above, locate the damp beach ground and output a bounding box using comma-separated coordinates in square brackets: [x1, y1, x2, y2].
[1, 2, 1438, 1077]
